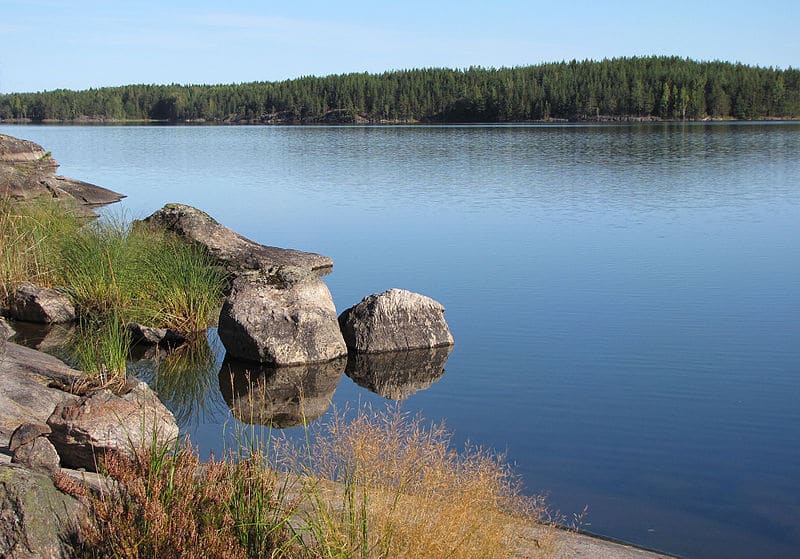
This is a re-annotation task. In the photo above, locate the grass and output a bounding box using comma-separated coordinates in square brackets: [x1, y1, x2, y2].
[72, 406, 557, 559]
[1, 197, 226, 386]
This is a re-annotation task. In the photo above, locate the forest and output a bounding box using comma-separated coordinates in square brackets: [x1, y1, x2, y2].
[1, 56, 798, 123]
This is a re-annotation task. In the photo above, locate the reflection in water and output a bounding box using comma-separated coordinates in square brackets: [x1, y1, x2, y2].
[132, 334, 223, 427]
[9, 321, 75, 354]
[219, 357, 346, 428]
[345, 346, 453, 400]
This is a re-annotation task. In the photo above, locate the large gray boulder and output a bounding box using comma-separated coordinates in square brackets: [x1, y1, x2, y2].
[219, 356, 346, 427]
[338, 289, 454, 353]
[6, 283, 76, 324]
[345, 346, 453, 400]
[218, 272, 348, 366]
[0, 463, 85, 559]
[47, 381, 179, 471]
[141, 203, 333, 277]
[0, 342, 79, 448]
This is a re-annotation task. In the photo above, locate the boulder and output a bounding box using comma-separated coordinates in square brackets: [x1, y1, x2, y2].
[8, 423, 52, 453]
[6, 283, 76, 324]
[218, 273, 348, 366]
[47, 381, 179, 471]
[0, 342, 80, 448]
[11, 437, 60, 476]
[126, 322, 186, 346]
[219, 356, 346, 427]
[0, 463, 84, 559]
[141, 203, 333, 277]
[0, 318, 14, 340]
[345, 345, 453, 400]
[338, 289, 454, 353]
[0, 133, 124, 213]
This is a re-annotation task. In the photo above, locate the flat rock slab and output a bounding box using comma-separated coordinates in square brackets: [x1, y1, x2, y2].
[339, 288, 455, 353]
[0, 342, 79, 448]
[142, 203, 333, 276]
[218, 274, 347, 365]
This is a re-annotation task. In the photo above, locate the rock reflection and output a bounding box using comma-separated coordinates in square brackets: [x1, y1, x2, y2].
[345, 346, 453, 400]
[219, 356, 346, 428]
[8, 321, 75, 353]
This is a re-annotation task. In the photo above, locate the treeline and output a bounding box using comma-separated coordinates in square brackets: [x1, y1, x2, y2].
[1, 56, 798, 123]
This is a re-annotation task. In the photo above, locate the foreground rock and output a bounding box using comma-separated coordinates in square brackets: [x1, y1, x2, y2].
[345, 346, 453, 400]
[219, 273, 348, 365]
[219, 356, 346, 427]
[0, 463, 84, 559]
[47, 381, 179, 471]
[142, 203, 333, 277]
[6, 282, 76, 324]
[0, 133, 124, 213]
[339, 289, 454, 353]
[0, 342, 79, 447]
[0, 318, 14, 340]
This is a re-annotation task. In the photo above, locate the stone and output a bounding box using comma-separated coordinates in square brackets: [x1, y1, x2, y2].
[218, 274, 348, 366]
[0, 342, 80, 448]
[9, 423, 52, 453]
[0, 318, 15, 340]
[0, 463, 85, 559]
[338, 289, 455, 353]
[12, 437, 60, 476]
[141, 203, 333, 277]
[6, 283, 76, 324]
[126, 322, 186, 346]
[47, 381, 179, 472]
[219, 356, 346, 428]
[345, 346, 453, 400]
[0, 133, 124, 213]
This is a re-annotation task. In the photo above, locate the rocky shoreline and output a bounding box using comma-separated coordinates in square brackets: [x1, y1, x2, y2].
[0, 132, 674, 559]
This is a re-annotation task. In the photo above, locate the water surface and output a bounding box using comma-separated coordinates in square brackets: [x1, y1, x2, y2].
[3, 122, 799, 559]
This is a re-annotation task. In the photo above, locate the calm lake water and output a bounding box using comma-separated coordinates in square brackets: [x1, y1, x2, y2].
[2, 123, 799, 559]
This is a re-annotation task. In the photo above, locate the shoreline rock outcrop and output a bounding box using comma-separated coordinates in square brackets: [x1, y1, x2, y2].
[0, 133, 124, 213]
[339, 289, 455, 353]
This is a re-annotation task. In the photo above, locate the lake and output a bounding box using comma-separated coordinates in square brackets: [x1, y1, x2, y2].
[2, 122, 799, 559]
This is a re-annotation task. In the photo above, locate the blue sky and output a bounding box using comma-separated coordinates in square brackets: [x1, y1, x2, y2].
[1, 0, 798, 93]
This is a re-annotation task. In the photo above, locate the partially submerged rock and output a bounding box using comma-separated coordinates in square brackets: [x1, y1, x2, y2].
[126, 322, 186, 347]
[0, 133, 124, 213]
[141, 203, 333, 277]
[0, 463, 85, 559]
[345, 346, 453, 400]
[218, 273, 347, 366]
[338, 289, 454, 353]
[47, 381, 179, 471]
[6, 283, 76, 324]
[219, 356, 346, 427]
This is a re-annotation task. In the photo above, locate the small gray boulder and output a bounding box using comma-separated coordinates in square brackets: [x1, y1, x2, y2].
[6, 283, 76, 324]
[218, 272, 348, 366]
[11, 437, 61, 476]
[338, 289, 454, 353]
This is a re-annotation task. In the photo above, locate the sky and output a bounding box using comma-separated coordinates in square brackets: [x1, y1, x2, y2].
[1, 0, 798, 93]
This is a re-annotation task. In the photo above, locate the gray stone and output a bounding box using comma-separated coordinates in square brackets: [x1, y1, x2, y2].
[345, 345, 453, 400]
[12, 437, 60, 476]
[219, 356, 346, 427]
[9, 423, 52, 453]
[0, 133, 124, 213]
[47, 381, 179, 472]
[6, 283, 76, 324]
[126, 322, 186, 346]
[338, 288, 455, 353]
[0, 463, 84, 559]
[141, 203, 333, 277]
[0, 342, 80, 449]
[218, 274, 348, 365]
[0, 318, 15, 340]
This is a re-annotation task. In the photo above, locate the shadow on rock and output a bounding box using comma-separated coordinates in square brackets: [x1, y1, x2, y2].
[345, 345, 453, 400]
[218, 356, 346, 428]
